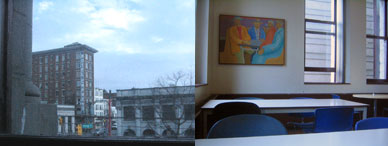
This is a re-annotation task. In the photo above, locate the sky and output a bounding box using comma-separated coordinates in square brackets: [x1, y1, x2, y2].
[32, 0, 195, 91]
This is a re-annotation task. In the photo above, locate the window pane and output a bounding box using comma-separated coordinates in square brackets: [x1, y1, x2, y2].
[366, 0, 385, 36]
[304, 71, 335, 82]
[305, 33, 335, 68]
[306, 21, 335, 33]
[305, 0, 335, 21]
[366, 38, 387, 79]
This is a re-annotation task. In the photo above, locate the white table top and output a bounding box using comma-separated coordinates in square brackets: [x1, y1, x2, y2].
[353, 94, 388, 99]
[196, 129, 388, 146]
[201, 99, 368, 109]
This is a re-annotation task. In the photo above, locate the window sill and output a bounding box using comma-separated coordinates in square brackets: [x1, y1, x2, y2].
[367, 79, 388, 84]
[195, 83, 208, 87]
[304, 82, 350, 85]
[0, 134, 194, 146]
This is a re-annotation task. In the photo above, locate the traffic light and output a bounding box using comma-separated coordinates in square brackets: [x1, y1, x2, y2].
[77, 124, 82, 136]
[59, 117, 63, 125]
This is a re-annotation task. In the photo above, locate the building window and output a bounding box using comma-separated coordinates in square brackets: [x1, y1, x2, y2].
[124, 106, 135, 121]
[184, 105, 194, 120]
[45, 56, 48, 64]
[366, 0, 388, 83]
[142, 106, 155, 121]
[39, 57, 43, 64]
[304, 0, 344, 83]
[55, 55, 59, 62]
[162, 105, 176, 121]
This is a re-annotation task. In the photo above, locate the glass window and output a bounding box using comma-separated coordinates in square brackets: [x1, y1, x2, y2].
[142, 106, 155, 121]
[29, 0, 195, 141]
[366, 0, 388, 82]
[162, 105, 176, 121]
[124, 106, 135, 121]
[184, 105, 194, 120]
[304, 0, 344, 83]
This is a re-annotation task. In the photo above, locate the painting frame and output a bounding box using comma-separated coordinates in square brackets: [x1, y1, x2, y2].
[218, 14, 286, 65]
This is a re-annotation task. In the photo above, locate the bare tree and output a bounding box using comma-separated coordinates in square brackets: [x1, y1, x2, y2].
[150, 71, 195, 138]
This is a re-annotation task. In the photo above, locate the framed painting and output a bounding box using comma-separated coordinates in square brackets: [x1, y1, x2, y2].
[219, 15, 286, 65]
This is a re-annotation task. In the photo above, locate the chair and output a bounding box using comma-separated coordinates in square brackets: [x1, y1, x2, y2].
[383, 107, 388, 116]
[212, 102, 261, 123]
[207, 114, 287, 138]
[287, 97, 315, 132]
[314, 107, 354, 133]
[235, 97, 264, 100]
[331, 94, 341, 99]
[355, 117, 388, 130]
[331, 94, 362, 120]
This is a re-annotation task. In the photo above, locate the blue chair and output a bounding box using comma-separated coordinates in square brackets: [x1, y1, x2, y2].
[331, 94, 341, 99]
[331, 94, 362, 120]
[355, 117, 388, 130]
[314, 107, 354, 133]
[287, 97, 315, 132]
[207, 114, 287, 138]
[235, 97, 264, 100]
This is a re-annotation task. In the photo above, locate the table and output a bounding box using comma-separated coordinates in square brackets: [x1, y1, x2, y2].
[353, 94, 388, 117]
[201, 99, 369, 137]
[196, 128, 388, 146]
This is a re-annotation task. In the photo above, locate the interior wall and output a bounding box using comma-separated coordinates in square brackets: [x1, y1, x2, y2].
[204, 0, 388, 94]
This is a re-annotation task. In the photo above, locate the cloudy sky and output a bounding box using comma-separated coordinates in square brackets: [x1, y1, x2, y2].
[32, 0, 195, 90]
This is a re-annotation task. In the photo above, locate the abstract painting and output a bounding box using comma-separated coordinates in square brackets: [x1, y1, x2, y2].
[219, 15, 285, 65]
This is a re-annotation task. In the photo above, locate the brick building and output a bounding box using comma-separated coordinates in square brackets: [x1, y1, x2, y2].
[32, 42, 98, 118]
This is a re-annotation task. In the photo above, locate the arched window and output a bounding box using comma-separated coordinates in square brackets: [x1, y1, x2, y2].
[143, 129, 156, 137]
[123, 129, 136, 137]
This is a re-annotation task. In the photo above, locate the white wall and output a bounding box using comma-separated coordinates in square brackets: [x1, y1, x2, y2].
[195, 0, 388, 98]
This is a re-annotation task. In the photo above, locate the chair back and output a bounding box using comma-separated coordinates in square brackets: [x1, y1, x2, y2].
[314, 107, 354, 133]
[289, 97, 315, 118]
[213, 102, 261, 122]
[235, 97, 264, 100]
[332, 94, 341, 99]
[355, 117, 388, 130]
[207, 114, 287, 138]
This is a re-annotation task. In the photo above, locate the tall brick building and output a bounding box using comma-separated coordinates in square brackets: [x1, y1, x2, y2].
[32, 42, 98, 117]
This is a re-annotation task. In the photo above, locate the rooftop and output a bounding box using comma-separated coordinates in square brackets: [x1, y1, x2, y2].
[32, 42, 98, 55]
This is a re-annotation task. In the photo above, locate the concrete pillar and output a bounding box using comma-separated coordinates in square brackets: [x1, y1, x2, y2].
[71, 116, 75, 134]
[136, 107, 141, 136]
[64, 116, 68, 134]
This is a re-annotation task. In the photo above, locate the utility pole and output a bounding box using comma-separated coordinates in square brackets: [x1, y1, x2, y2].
[108, 90, 112, 136]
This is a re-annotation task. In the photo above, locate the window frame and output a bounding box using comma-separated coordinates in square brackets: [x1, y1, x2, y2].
[304, 0, 345, 84]
[366, 0, 388, 84]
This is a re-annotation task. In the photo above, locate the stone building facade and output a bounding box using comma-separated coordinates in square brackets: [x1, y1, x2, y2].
[116, 86, 195, 138]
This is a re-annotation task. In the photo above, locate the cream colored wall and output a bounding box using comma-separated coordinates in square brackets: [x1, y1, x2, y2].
[195, 0, 388, 103]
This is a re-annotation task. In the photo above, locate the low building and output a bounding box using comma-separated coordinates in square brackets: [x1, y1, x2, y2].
[57, 105, 75, 135]
[116, 86, 195, 138]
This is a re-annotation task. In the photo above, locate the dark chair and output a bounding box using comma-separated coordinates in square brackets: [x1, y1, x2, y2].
[207, 114, 287, 138]
[314, 107, 354, 133]
[287, 97, 315, 132]
[235, 97, 264, 100]
[355, 117, 388, 130]
[331, 94, 362, 120]
[212, 102, 261, 122]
